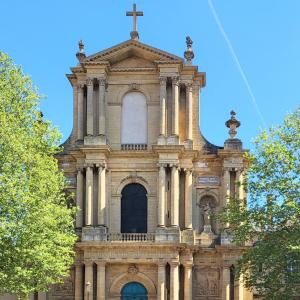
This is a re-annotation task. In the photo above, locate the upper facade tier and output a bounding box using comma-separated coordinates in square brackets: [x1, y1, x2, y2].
[63, 38, 236, 154]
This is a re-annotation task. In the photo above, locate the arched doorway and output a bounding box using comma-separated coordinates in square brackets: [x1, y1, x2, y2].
[121, 183, 147, 233]
[121, 282, 148, 300]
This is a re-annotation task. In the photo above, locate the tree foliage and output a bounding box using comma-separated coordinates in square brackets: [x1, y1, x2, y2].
[219, 107, 300, 300]
[0, 52, 77, 300]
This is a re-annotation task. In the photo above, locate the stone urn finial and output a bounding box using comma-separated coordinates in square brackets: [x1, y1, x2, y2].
[225, 110, 241, 139]
[76, 40, 86, 62]
[184, 36, 195, 65]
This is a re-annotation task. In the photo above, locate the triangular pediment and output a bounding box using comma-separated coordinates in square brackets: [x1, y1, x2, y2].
[83, 39, 183, 66]
[111, 56, 156, 69]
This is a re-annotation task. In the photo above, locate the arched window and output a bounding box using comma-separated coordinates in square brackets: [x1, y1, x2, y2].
[121, 92, 147, 145]
[121, 282, 148, 300]
[121, 183, 147, 233]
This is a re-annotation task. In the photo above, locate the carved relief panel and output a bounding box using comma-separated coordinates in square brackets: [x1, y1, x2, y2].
[193, 266, 220, 299]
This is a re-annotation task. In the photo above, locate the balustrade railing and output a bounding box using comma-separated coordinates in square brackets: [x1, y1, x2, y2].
[121, 144, 147, 151]
[108, 233, 155, 242]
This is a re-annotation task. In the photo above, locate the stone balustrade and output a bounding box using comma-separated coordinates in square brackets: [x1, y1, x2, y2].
[121, 143, 147, 151]
[108, 232, 155, 242]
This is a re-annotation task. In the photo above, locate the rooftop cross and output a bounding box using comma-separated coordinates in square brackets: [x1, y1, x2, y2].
[126, 3, 143, 40]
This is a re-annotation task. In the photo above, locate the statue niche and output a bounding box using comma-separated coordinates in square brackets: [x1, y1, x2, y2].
[198, 195, 217, 234]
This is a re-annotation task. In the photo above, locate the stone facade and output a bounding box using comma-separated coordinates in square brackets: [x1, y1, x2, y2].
[0, 27, 254, 300]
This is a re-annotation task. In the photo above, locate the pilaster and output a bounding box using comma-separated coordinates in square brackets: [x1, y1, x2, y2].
[84, 262, 93, 300]
[96, 262, 106, 300]
[159, 76, 167, 142]
[86, 78, 94, 136]
[76, 168, 84, 228]
[157, 262, 166, 300]
[171, 164, 179, 227]
[85, 164, 94, 226]
[170, 262, 179, 300]
[97, 164, 106, 226]
[222, 266, 230, 300]
[172, 76, 180, 138]
[74, 263, 83, 300]
[157, 163, 166, 227]
[98, 77, 106, 138]
[77, 83, 84, 140]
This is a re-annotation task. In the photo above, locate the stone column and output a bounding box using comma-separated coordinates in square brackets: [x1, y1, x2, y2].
[159, 77, 167, 136]
[85, 165, 94, 226]
[222, 266, 230, 300]
[192, 82, 200, 138]
[73, 84, 78, 138]
[170, 262, 179, 300]
[223, 169, 231, 205]
[98, 77, 106, 136]
[184, 169, 193, 229]
[77, 83, 84, 140]
[86, 78, 94, 136]
[171, 165, 179, 227]
[157, 263, 166, 300]
[96, 262, 106, 300]
[85, 262, 93, 300]
[183, 264, 193, 300]
[237, 170, 245, 202]
[158, 164, 166, 227]
[76, 168, 84, 228]
[172, 77, 180, 136]
[186, 83, 193, 141]
[74, 264, 83, 300]
[97, 164, 106, 226]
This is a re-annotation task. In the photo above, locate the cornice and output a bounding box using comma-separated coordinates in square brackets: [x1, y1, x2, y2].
[110, 67, 157, 72]
[86, 40, 183, 63]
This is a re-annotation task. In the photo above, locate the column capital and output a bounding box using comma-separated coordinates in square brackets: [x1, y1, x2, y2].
[84, 260, 94, 267]
[77, 166, 84, 173]
[157, 261, 167, 267]
[223, 264, 232, 270]
[169, 261, 179, 267]
[85, 163, 94, 169]
[96, 261, 106, 267]
[86, 78, 94, 86]
[170, 163, 179, 169]
[159, 76, 167, 85]
[193, 81, 200, 90]
[172, 76, 180, 86]
[98, 77, 106, 86]
[184, 168, 193, 173]
[157, 163, 167, 169]
[77, 82, 85, 90]
[185, 81, 193, 88]
[75, 261, 83, 267]
[182, 262, 193, 268]
[96, 163, 107, 169]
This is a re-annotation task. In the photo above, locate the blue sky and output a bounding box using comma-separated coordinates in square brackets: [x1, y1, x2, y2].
[1, 0, 299, 149]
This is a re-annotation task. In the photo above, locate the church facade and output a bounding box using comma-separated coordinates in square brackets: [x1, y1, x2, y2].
[2, 7, 256, 300]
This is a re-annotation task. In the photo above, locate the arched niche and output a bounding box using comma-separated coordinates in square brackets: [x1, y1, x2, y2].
[121, 91, 148, 144]
[197, 194, 218, 233]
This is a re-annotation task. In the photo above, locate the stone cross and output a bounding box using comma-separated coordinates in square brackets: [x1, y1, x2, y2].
[126, 3, 143, 39]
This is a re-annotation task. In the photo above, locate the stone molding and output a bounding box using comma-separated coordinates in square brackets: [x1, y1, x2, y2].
[109, 270, 157, 297]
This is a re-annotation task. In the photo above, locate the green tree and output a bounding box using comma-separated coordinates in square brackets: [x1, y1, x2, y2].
[0, 52, 77, 300]
[219, 107, 300, 299]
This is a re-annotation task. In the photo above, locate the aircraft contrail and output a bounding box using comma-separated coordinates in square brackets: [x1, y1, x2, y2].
[207, 0, 267, 128]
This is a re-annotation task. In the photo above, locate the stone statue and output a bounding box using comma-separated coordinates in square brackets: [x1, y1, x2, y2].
[202, 202, 212, 226]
